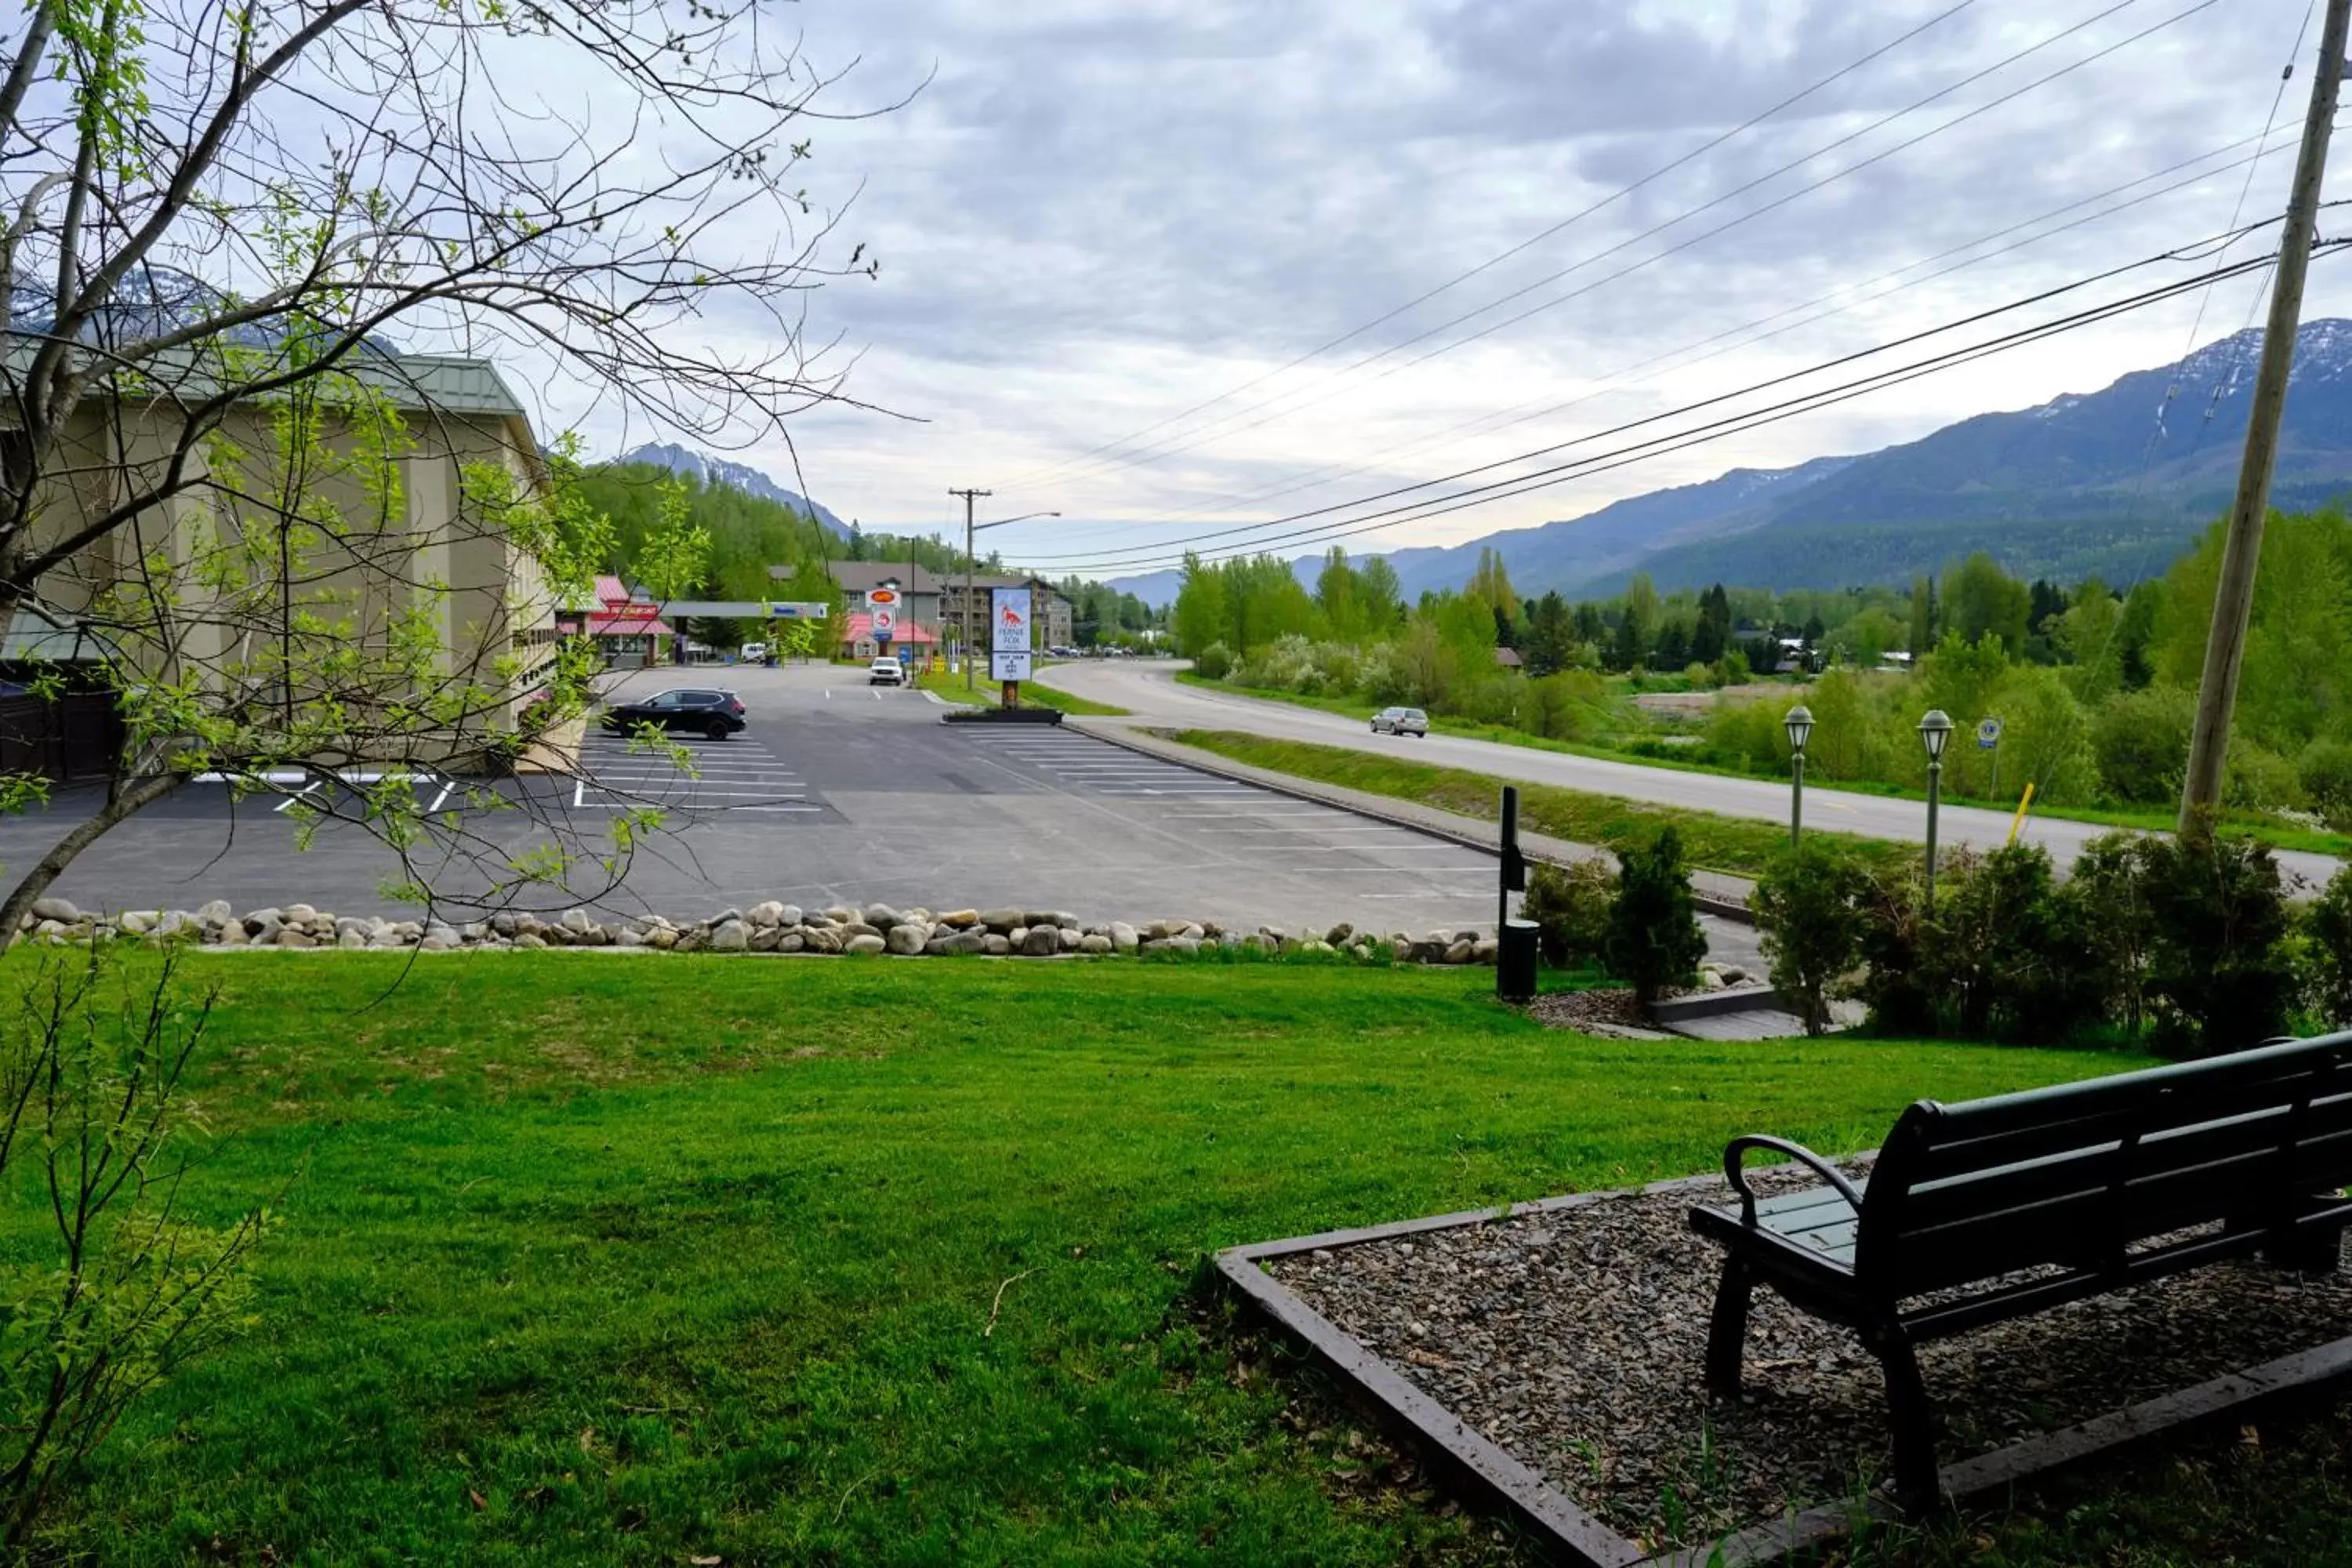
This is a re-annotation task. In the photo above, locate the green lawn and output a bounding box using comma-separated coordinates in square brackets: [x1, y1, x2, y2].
[34, 953, 2174, 1565]
[1169, 728, 1911, 881]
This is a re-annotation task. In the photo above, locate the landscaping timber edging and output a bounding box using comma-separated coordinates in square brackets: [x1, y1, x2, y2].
[1647, 987, 1792, 1024]
[1214, 1165, 2352, 1568]
[939, 704, 1065, 724]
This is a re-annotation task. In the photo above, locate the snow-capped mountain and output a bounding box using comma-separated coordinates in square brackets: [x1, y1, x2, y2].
[615, 442, 851, 539]
[1109, 320, 2352, 601]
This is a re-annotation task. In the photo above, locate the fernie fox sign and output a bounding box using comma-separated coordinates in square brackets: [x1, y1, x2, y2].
[990, 586, 1032, 683]
[990, 586, 1030, 652]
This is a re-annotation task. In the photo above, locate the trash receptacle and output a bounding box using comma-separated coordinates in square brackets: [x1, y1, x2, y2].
[1497, 917, 1540, 1004]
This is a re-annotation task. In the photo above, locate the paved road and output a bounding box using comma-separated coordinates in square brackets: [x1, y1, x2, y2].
[1047, 660, 2346, 887]
[0, 664, 1522, 933]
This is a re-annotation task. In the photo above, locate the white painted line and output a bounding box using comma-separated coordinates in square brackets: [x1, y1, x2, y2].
[1205, 826, 1410, 835]
[429, 782, 454, 811]
[574, 800, 826, 813]
[584, 789, 811, 800]
[271, 781, 324, 815]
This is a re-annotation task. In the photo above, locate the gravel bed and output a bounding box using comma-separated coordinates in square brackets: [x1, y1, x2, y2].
[1523, 988, 1655, 1033]
[1269, 1163, 2352, 1553]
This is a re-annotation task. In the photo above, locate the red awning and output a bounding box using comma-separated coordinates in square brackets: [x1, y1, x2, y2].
[585, 614, 672, 637]
[842, 612, 937, 644]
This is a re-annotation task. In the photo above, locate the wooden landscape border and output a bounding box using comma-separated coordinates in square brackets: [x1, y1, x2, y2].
[1214, 1169, 2352, 1567]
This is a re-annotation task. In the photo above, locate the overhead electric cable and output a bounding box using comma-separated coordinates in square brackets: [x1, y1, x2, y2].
[1136, 122, 2307, 532]
[1023, 215, 2297, 569]
[1026, 240, 2342, 575]
[1035, 0, 2207, 492]
[996, 0, 1987, 490]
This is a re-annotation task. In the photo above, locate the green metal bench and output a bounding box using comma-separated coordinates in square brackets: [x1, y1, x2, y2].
[1689, 1033, 2352, 1512]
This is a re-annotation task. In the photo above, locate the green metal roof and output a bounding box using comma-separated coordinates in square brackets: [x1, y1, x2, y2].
[1, 343, 528, 419]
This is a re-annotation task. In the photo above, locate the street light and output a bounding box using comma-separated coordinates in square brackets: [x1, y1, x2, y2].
[1783, 704, 1813, 848]
[960, 506, 1061, 691]
[1918, 709, 1954, 912]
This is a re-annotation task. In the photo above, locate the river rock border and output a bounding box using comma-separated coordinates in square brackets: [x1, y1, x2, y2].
[14, 895, 1515, 961]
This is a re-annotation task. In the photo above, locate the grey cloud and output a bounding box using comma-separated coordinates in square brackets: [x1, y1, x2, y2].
[591, 0, 2332, 550]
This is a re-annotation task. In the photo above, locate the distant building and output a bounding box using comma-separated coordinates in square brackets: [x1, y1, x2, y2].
[1493, 647, 1524, 670]
[555, 575, 672, 666]
[797, 561, 1072, 657]
[939, 573, 1073, 650]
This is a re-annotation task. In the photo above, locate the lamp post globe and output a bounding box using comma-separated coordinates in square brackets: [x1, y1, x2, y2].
[1784, 704, 1813, 845]
[1917, 709, 1953, 760]
[1917, 710, 1954, 909]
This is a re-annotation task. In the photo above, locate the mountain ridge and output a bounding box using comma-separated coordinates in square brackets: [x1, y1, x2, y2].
[1104, 321, 2352, 604]
[612, 442, 852, 539]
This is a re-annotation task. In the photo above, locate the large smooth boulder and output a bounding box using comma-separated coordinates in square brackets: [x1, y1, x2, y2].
[1077, 933, 1112, 954]
[885, 924, 927, 956]
[710, 920, 750, 953]
[29, 897, 78, 924]
[978, 908, 1023, 935]
[1109, 922, 1139, 953]
[1021, 926, 1062, 957]
[845, 933, 887, 956]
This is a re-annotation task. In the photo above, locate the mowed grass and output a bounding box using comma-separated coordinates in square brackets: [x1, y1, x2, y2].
[30, 953, 2231, 1564]
[1170, 728, 1911, 881]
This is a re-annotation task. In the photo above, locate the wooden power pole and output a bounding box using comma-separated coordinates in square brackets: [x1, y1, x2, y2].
[950, 487, 991, 691]
[2181, 0, 2352, 830]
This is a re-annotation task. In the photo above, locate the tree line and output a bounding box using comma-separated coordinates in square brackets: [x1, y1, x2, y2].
[1169, 512, 2352, 826]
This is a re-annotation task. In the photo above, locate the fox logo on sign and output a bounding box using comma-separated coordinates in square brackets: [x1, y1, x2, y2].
[990, 586, 1032, 653]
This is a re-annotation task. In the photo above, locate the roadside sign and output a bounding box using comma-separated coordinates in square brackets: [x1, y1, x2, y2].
[991, 586, 1031, 652]
[1976, 717, 2003, 750]
[871, 604, 897, 638]
[991, 649, 1033, 682]
[768, 601, 828, 619]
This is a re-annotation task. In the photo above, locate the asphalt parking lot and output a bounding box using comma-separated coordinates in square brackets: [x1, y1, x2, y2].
[0, 664, 1508, 931]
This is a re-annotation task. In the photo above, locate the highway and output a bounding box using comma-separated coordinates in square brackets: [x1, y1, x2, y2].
[1046, 659, 2346, 888]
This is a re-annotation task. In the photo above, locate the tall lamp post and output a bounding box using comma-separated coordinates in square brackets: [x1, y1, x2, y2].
[1918, 710, 1954, 912]
[1783, 704, 1813, 848]
[956, 504, 1060, 691]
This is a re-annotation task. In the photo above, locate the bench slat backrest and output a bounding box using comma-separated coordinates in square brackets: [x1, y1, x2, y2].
[1855, 1033, 2352, 1300]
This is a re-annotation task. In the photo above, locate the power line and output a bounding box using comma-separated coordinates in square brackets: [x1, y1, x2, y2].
[1120, 122, 2307, 536]
[1028, 241, 2343, 577]
[994, 0, 1986, 492]
[1024, 216, 2296, 569]
[2140, 0, 2317, 470]
[1033, 0, 2205, 494]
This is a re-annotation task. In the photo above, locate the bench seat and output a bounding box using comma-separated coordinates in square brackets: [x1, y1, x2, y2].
[1688, 1033, 2352, 1512]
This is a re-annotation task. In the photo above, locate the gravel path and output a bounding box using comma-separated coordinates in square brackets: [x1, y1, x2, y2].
[1269, 1164, 2352, 1553]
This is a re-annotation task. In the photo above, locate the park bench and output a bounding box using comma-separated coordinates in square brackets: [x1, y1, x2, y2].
[1689, 1032, 2352, 1511]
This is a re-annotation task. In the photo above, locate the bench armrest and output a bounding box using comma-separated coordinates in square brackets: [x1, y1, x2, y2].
[1722, 1135, 1865, 1228]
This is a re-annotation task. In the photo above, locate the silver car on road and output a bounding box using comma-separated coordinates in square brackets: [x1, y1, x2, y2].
[1370, 706, 1428, 737]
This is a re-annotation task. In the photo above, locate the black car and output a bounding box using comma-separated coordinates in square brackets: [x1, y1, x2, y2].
[599, 687, 747, 740]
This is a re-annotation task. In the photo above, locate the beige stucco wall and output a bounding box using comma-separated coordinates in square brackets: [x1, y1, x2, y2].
[25, 392, 561, 757]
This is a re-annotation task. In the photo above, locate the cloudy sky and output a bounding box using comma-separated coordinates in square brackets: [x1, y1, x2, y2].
[593, 0, 2345, 575]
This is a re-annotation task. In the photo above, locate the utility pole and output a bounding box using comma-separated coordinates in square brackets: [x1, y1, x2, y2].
[2181, 0, 2350, 831]
[950, 487, 991, 692]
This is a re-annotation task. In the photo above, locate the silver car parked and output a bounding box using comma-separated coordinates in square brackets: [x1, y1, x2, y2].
[1370, 706, 1428, 737]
